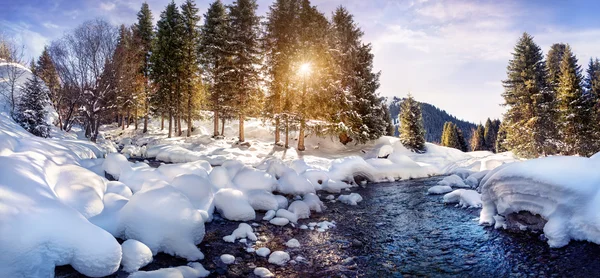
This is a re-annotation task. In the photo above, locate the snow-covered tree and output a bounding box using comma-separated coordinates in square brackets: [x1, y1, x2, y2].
[134, 2, 154, 133]
[398, 94, 426, 153]
[14, 75, 50, 137]
[181, 0, 204, 137]
[501, 33, 552, 158]
[35, 47, 61, 128]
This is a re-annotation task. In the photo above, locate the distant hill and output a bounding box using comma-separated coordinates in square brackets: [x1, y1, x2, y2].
[387, 96, 476, 144]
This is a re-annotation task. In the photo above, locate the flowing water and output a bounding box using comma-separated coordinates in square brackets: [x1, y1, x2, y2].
[57, 175, 600, 277]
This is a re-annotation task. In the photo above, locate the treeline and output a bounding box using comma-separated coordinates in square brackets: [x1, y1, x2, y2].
[5, 0, 392, 149]
[500, 33, 600, 158]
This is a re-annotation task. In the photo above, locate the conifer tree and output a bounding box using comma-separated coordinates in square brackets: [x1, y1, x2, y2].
[584, 58, 600, 153]
[35, 46, 61, 128]
[502, 33, 552, 158]
[227, 0, 262, 143]
[134, 2, 154, 133]
[113, 25, 144, 131]
[496, 123, 508, 153]
[15, 75, 50, 137]
[456, 126, 468, 152]
[181, 0, 203, 137]
[556, 45, 593, 156]
[398, 94, 426, 153]
[199, 0, 230, 137]
[483, 118, 497, 152]
[470, 124, 485, 151]
[151, 1, 185, 138]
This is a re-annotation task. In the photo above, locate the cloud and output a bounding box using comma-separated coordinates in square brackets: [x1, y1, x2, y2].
[100, 2, 116, 11]
[42, 22, 60, 29]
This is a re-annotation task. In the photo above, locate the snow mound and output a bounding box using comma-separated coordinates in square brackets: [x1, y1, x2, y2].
[170, 174, 214, 214]
[256, 247, 271, 257]
[254, 267, 275, 277]
[246, 190, 279, 211]
[288, 200, 311, 219]
[302, 193, 325, 212]
[337, 193, 363, 205]
[438, 174, 469, 188]
[106, 181, 133, 198]
[232, 167, 277, 192]
[103, 153, 132, 179]
[263, 210, 276, 221]
[121, 239, 153, 273]
[128, 262, 209, 278]
[443, 189, 482, 208]
[118, 184, 205, 260]
[220, 254, 235, 265]
[479, 156, 600, 248]
[268, 251, 290, 266]
[277, 170, 316, 195]
[428, 185, 453, 195]
[285, 238, 301, 248]
[214, 188, 256, 221]
[303, 169, 328, 190]
[224, 223, 257, 242]
[269, 217, 289, 226]
[276, 209, 298, 223]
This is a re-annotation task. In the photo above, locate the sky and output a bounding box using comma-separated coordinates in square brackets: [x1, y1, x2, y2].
[2, 0, 600, 123]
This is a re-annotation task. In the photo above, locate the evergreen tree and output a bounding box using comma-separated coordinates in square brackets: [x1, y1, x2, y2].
[181, 0, 203, 137]
[199, 0, 230, 137]
[330, 6, 387, 144]
[35, 46, 61, 128]
[456, 126, 468, 152]
[134, 2, 154, 133]
[470, 124, 485, 151]
[501, 33, 552, 158]
[227, 0, 262, 142]
[398, 94, 426, 153]
[483, 118, 497, 152]
[441, 121, 466, 151]
[113, 25, 144, 131]
[151, 1, 185, 138]
[556, 45, 593, 156]
[15, 75, 50, 137]
[496, 122, 508, 153]
[584, 58, 600, 153]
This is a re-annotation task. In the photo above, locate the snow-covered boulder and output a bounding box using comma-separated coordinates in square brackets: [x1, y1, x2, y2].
[106, 180, 133, 198]
[214, 188, 256, 221]
[117, 184, 205, 260]
[129, 262, 209, 278]
[254, 267, 275, 277]
[246, 190, 280, 211]
[276, 209, 298, 223]
[121, 239, 153, 273]
[302, 193, 325, 213]
[479, 156, 600, 248]
[427, 185, 453, 195]
[89, 193, 129, 236]
[438, 174, 468, 188]
[209, 166, 235, 190]
[170, 174, 214, 214]
[256, 247, 271, 257]
[338, 193, 363, 206]
[157, 160, 210, 182]
[223, 223, 257, 242]
[103, 153, 132, 179]
[268, 251, 290, 266]
[220, 254, 235, 265]
[303, 169, 328, 190]
[277, 170, 316, 195]
[443, 189, 482, 208]
[233, 167, 278, 192]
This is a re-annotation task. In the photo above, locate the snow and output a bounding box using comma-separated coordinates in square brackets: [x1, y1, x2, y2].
[128, 262, 209, 278]
[285, 238, 301, 248]
[121, 239, 153, 273]
[213, 188, 256, 221]
[103, 153, 132, 180]
[437, 174, 469, 188]
[277, 170, 316, 195]
[337, 193, 363, 206]
[479, 156, 600, 248]
[256, 247, 271, 257]
[276, 209, 298, 223]
[220, 254, 235, 265]
[246, 190, 279, 211]
[443, 189, 482, 208]
[268, 251, 291, 266]
[427, 185, 453, 195]
[170, 174, 214, 215]
[288, 200, 311, 219]
[302, 193, 325, 212]
[254, 267, 275, 277]
[224, 223, 257, 242]
[269, 217, 290, 226]
[106, 181, 133, 198]
[263, 210, 276, 221]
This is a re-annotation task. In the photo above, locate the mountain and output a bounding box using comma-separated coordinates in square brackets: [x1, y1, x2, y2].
[387, 96, 476, 144]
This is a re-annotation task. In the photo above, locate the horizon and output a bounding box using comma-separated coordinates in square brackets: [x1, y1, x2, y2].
[2, 0, 600, 123]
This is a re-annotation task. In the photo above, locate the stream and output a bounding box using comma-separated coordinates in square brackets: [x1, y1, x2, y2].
[56, 175, 600, 277]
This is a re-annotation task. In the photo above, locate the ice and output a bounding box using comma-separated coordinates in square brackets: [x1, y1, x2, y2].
[117, 184, 205, 260]
[246, 190, 280, 211]
[121, 239, 153, 273]
[213, 188, 256, 221]
[302, 193, 325, 212]
[268, 251, 290, 266]
[263, 210, 276, 221]
[337, 193, 363, 206]
[128, 262, 209, 278]
[256, 247, 271, 257]
[479, 156, 600, 248]
[288, 200, 311, 219]
[106, 181, 133, 198]
[427, 185, 453, 195]
[443, 189, 482, 208]
[438, 174, 469, 188]
[224, 223, 257, 242]
[220, 254, 235, 265]
[254, 267, 275, 277]
[285, 238, 301, 248]
[277, 170, 316, 195]
[276, 209, 298, 223]
[269, 217, 290, 226]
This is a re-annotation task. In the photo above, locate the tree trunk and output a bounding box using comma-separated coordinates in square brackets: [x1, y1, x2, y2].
[285, 118, 289, 149]
[177, 112, 182, 137]
[134, 108, 138, 130]
[221, 118, 225, 137]
[121, 112, 125, 130]
[239, 114, 245, 142]
[126, 109, 130, 128]
[298, 120, 306, 151]
[187, 96, 192, 137]
[161, 112, 165, 130]
[143, 86, 148, 133]
[213, 110, 219, 137]
[275, 118, 280, 144]
[168, 111, 172, 138]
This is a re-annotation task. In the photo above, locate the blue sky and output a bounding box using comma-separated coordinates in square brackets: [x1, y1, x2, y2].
[2, 0, 600, 123]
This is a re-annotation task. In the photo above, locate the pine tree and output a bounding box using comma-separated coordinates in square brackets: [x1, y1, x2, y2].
[496, 122, 508, 153]
[227, 0, 262, 143]
[15, 75, 50, 137]
[398, 94, 426, 153]
[151, 1, 185, 138]
[483, 118, 497, 152]
[181, 0, 203, 137]
[501, 33, 552, 158]
[134, 2, 154, 133]
[35, 46, 61, 128]
[199, 0, 230, 138]
[330, 6, 387, 144]
[113, 25, 144, 131]
[456, 126, 468, 152]
[470, 124, 485, 151]
[556, 45, 593, 156]
[584, 58, 600, 153]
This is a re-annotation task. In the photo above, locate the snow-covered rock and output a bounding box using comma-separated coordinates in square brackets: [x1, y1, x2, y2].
[214, 188, 256, 221]
[269, 217, 290, 226]
[128, 262, 209, 278]
[288, 200, 311, 219]
[220, 254, 235, 265]
[427, 185, 453, 195]
[121, 239, 153, 273]
[263, 210, 276, 221]
[285, 238, 301, 248]
[103, 153, 132, 179]
[106, 180, 133, 198]
[302, 193, 325, 212]
[246, 190, 279, 211]
[443, 189, 482, 208]
[256, 247, 271, 257]
[278, 170, 316, 195]
[276, 209, 298, 223]
[254, 267, 275, 278]
[337, 193, 363, 206]
[170, 174, 214, 214]
[438, 174, 468, 188]
[268, 251, 290, 266]
[233, 167, 278, 192]
[223, 223, 257, 242]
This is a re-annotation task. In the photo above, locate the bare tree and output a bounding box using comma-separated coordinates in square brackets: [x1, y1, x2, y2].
[0, 33, 29, 116]
[49, 19, 118, 141]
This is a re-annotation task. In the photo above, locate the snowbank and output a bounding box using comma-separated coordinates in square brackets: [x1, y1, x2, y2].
[121, 239, 153, 273]
[479, 156, 600, 247]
